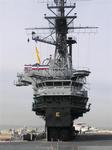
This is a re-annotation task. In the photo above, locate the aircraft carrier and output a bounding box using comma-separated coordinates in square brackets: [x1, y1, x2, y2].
[16, 0, 97, 141]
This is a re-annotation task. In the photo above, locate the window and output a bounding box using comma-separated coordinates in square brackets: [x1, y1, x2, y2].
[63, 81, 70, 86]
[46, 82, 53, 86]
[54, 82, 62, 86]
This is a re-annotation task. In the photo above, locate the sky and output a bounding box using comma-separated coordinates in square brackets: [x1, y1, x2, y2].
[0, 0, 112, 129]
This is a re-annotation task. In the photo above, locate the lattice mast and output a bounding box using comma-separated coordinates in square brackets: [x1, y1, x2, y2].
[32, 0, 77, 76]
[31, 0, 96, 75]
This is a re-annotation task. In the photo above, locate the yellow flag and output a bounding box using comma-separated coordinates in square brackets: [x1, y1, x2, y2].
[35, 47, 41, 64]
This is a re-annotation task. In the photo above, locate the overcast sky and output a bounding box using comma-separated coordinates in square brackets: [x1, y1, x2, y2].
[0, 0, 112, 129]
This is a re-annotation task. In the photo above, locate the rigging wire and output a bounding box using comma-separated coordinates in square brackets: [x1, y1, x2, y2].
[76, 32, 80, 69]
[85, 33, 91, 68]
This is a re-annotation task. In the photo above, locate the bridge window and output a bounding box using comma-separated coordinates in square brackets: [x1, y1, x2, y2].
[46, 82, 53, 86]
[63, 81, 70, 86]
[54, 82, 62, 86]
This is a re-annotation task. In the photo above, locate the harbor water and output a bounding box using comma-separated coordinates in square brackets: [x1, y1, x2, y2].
[0, 141, 112, 150]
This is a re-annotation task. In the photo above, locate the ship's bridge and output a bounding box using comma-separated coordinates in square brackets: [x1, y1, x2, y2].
[34, 79, 88, 98]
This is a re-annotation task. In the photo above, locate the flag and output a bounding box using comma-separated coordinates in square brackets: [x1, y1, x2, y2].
[35, 47, 41, 64]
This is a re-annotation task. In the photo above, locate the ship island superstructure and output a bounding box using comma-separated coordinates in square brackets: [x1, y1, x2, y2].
[16, 0, 97, 141]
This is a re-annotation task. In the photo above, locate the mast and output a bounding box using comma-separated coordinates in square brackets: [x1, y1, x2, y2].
[31, 0, 97, 75]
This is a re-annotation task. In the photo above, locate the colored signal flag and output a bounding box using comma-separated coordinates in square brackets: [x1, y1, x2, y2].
[36, 47, 41, 64]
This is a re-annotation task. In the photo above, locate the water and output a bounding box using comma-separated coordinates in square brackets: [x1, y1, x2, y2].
[0, 141, 112, 150]
[80, 147, 112, 150]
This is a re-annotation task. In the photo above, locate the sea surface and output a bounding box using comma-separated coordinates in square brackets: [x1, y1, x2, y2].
[0, 141, 112, 150]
